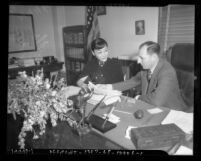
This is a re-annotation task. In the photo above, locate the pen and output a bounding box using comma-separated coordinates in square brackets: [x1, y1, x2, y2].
[86, 95, 106, 120]
[107, 105, 116, 117]
[102, 101, 118, 128]
[102, 106, 114, 128]
[113, 109, 133, 115]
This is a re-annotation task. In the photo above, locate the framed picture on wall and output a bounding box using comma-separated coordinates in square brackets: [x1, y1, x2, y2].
[135, 20, 145, 35]
[96, 6, 106, 16]
[9, 14, 37, 53]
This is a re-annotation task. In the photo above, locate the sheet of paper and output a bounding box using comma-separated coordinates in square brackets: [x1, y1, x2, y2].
[104, 95, 121, 105]
[161, 110, 193, 134]
[127, 98, 136, 104]
[87, 94, 105, 105]
[125, 126, 137, 139]
[88, 81, 121, 96]
[87, 93, 121, 105]
[147, 107, 163, 114]
[102, 113, 120, 123]
[174, 145, 193, 155]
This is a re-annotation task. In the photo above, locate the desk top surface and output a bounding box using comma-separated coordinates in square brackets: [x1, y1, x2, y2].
[85, 96, 193, 151]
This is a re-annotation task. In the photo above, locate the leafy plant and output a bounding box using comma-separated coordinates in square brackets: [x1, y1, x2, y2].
[7, 69, 76, 149]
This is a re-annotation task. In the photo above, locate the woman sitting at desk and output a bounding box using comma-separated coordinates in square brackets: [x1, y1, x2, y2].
[77, 38, 124, 91]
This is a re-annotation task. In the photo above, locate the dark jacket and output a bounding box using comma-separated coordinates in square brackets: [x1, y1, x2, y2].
[112, 59, 188, 111]
[79, 58, 124, 84]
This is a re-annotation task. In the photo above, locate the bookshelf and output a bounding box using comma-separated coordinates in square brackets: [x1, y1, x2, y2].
[63, 25, 87, 85]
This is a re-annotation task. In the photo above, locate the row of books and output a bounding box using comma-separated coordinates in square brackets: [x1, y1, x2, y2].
[64, 32, 84, 45]
[66, 47, 85, 60]
[8, 64, 19, 69]
[66, 61, 85, 72]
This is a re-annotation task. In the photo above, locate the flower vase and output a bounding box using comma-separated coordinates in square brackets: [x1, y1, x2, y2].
[32, 124, 41, 138]
[72, 123, 92, 136]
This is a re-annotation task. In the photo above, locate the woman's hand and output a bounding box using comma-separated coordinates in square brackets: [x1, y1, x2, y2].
[61, 86, 81, 98]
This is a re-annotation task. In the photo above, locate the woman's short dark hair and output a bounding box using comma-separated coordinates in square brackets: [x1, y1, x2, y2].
[91, 38, 108, 52]
[139, 41, 160, 55]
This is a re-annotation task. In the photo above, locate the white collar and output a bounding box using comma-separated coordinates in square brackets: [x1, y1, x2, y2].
[150, 59, 159, 74]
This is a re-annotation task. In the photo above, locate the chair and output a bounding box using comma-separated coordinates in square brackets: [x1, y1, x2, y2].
[166, 43, 194, 111]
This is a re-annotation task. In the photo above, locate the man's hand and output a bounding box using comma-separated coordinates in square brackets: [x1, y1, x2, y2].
[93, 84, 121, 95]
[96, 84, 113, 90]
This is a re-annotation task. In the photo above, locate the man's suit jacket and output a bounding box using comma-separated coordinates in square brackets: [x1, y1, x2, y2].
[112, 58, 188, 111]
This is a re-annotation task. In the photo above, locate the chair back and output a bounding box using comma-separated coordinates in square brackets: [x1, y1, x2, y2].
[166, 43, 194, 108]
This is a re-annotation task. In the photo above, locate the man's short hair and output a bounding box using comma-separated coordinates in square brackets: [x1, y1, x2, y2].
[139, 41, 160, 55]
[91, 38, 108, 52]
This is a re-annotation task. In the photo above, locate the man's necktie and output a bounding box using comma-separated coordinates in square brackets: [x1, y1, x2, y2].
[147, 69, 152, 82]
[146, 69, 152, 94]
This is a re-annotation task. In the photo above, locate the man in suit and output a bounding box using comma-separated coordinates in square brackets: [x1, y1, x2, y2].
[98, 41, 188, 111]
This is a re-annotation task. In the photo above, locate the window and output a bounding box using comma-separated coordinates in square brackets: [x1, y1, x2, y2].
[158, 5, 195, 55]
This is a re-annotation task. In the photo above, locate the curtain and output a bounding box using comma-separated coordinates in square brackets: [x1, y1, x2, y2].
[158, 5, 195, 55]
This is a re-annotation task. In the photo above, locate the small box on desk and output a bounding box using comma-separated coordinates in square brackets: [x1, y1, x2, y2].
[130, 123, 185, 150]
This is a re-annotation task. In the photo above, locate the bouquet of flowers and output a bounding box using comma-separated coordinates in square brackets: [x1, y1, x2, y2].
[7, 69, 80, 149]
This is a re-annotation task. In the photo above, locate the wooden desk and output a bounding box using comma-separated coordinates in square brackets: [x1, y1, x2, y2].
[31, 121, 124, 149]
[85, 96, 193, 153]
[85, 96, 170, 150]
[7, 114, 124, 150]
[7, 96, 193, 153]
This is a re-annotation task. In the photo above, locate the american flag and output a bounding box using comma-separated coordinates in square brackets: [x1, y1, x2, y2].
[86, 6, 100, 61]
